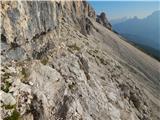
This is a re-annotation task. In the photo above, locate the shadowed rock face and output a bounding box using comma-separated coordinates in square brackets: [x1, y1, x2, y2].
[1, 1, 160, 120]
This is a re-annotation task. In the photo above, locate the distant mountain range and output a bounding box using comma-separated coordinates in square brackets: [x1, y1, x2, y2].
[111, 11, 160, 60]
[110, 17, 128, 25]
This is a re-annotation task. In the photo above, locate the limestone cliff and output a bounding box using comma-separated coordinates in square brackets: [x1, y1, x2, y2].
[1, 1, 160, 120]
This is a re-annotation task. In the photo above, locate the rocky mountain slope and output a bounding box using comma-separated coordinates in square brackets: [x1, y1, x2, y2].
[0, 1, 160, 120]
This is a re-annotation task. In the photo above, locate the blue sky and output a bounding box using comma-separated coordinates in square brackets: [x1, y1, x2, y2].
[88, 1, 160, 20]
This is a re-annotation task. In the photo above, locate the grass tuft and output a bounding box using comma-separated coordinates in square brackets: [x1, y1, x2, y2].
[40, 57, 49, 65]
[4, 109, 20, 120]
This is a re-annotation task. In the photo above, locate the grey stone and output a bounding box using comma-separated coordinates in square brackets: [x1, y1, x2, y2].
[0, 91, 16, 106]
[6, 47, 26, 61]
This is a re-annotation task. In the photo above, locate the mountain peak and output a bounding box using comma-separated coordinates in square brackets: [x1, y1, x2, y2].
[133, 16, 138, 20]
[151, 10, 160, 15]
[149, 10, 160, 18]
[96, 12, 112, 30]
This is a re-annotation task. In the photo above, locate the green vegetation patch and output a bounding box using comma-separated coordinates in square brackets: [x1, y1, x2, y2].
[2, 73, 11, 81]
[1, 81, 12, 93]
[4, 109, 20, 120]
[68, 44, 80, 51]
[2, 104, 16, 110]
[68, 82, 77, 92]
[21, 67, 28, 79]
[40, 57, 49, 65]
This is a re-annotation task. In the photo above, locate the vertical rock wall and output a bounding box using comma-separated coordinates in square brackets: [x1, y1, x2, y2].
[1, 1, 96, 45]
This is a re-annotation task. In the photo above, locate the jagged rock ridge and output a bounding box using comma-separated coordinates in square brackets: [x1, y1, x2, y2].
[96, 12, 112, 30]
[1, 1, 160, 120]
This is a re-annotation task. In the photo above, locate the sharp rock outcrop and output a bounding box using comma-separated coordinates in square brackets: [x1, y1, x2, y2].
[96, 12, 112, 30]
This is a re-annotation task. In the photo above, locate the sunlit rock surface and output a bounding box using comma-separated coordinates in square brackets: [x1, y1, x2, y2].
[1, 1, 160, 120]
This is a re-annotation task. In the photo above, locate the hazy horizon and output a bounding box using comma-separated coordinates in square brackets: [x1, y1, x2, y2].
[88, 1, 160, 20]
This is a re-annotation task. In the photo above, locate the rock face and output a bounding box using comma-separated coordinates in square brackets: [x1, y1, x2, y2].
[1, 1, 96, 62]
[96, 12, 112, 30]
[1, 1, 160, 120]
[1, 1, 95, 44]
